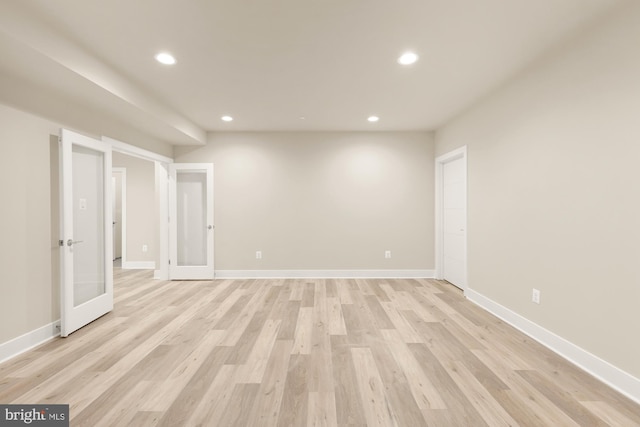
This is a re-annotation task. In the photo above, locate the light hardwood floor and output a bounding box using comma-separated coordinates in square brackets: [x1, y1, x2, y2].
[1, 269, 639, 426]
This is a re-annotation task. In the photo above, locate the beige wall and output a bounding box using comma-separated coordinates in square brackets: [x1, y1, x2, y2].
[0, 104, 59, 343]
[113, 171, 123, 259]
[435, 1, 640, 378]
[112, 153, 157, 264]
[175, 132, 435, 271]
[0, 71, 174, 159]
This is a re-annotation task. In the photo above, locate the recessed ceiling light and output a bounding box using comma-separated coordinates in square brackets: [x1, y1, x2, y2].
[398, 51, 418, 65]
[367, 116, 380, 122]
[155, 52, 176, 65]
[221, 115, 233, 122]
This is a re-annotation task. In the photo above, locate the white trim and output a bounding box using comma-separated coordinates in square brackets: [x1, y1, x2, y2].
[215, 270, 435, 279]
[103, 137, 174, 164]
[466, 288, 640, 405]
[0, 321, 60, 365]
[155, 162, 169, 280]
[121, 261, 156, 270]
[435, 146, 468, 291]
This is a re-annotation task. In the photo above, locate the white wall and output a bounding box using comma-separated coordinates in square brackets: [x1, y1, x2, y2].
[174, 132, 435, 272]
[435, 0, 640, 380]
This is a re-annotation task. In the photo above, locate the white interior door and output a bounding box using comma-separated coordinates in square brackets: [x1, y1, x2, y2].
[442, 156, 467, 289]
[169, 163, 214, 280]
[59, 129, 113, 337]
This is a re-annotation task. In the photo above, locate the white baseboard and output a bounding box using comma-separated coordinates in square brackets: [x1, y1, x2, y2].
[214, 269, 435, 279]
[121, 261, 156, 270]
[0, 321, 61, 365]
[466, 288, 640, 405]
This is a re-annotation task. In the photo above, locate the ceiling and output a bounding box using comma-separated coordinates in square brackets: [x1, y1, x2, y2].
[0, 0, 624, 145]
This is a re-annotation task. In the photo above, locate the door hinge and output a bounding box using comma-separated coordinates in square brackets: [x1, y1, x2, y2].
[168, 259, 171, 265]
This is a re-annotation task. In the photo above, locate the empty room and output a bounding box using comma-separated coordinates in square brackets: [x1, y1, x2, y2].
[1, 0, 639, 426]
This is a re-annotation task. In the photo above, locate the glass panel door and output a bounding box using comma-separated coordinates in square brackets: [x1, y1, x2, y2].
[169, 164, 214, 280]
[60, 129, 113, 337]
[177, 171, 208, 267]
[72, 145, 106, 306]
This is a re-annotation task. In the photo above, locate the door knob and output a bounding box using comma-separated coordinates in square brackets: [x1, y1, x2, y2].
[67, 239, 84, 246]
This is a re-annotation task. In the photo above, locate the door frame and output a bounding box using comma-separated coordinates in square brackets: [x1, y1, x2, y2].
[103, 137, 173, 280]
[435, 145, 468, 291]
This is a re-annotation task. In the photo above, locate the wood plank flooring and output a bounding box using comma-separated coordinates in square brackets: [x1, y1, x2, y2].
[1, 269, 639, 426]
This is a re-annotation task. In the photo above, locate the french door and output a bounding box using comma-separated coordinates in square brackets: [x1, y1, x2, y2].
[169, 163, 214, 280]
[59, 129, 113, 337]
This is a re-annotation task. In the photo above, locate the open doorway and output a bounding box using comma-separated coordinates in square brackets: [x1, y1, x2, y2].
[106, 137, 172, 280]
[112, 152, 157, 271]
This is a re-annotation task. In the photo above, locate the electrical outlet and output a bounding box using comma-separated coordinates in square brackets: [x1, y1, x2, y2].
[385, 250, 391, 259]
[142, 244, 148, 252]
[532, 288, 541, 304]
[256, 251, 262, 260]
